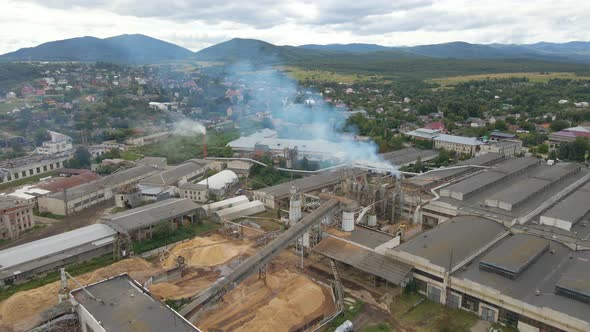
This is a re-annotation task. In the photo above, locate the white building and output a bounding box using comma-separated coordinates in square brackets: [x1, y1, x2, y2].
[36, 131, 73, 155]
[197, 170, 238, 196]
[433, 134, 483, 156]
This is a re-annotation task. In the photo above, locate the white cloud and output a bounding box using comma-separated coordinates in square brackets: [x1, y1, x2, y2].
[1, 0, 589, 55]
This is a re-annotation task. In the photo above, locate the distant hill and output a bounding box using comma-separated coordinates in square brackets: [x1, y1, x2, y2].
[0, 34, 193, 64]
[298, 43, 391, 53]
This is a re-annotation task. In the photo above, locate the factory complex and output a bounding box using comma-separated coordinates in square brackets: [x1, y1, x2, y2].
[0, 150, 589, 332]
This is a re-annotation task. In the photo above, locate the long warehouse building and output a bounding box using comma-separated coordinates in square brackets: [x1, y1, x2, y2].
[0, 224, 116, 287]
[38, 165, 159, 215]
[253, 171, 344, 209]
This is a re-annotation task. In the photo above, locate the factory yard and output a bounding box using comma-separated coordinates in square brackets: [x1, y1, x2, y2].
[0, 258, 158, 331]
[197, 253, 336, 332]
[0, 231, 337, 332]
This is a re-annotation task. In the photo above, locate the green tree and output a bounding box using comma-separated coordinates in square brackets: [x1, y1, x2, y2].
[550, 120, 570, 132]
[66, 147, 92, 169]
[494, 120, 508, 131]
[537, 143, 549, 154]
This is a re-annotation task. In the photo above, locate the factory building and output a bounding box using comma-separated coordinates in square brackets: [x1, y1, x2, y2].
[70, 274, 200, 332]
[419, 157, 589, 226]
[227, 136, 342, 161]
[38, 165, 159, 216]
[35, 131, 73, 155]
[478, 140, 522, 157]
[139, 159, 207, 188]
[178, 183, 209, 203]
[433, 134, 484, 156]
[0, 153, 72, 185]
[213, 200, 265, 222]
[379, 147, 438, 167]
[0, 224, 116, 286]
[0, 197, 35, 240]
[135, 156, 168, 169]
[389, 215, 590, 332]
[253, 171, 343, 209]
[200, 195, 249, 217]
[197, 170, 238, 197]
[102, 198, 200, 241]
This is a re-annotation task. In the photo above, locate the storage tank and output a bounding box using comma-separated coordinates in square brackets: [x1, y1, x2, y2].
[367, 214, 377, 227]
[342, 210, 355, 232]
[335, 320, 353, 332]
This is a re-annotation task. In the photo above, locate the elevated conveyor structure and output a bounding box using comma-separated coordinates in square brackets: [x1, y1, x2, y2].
[180, 199, 341, 321]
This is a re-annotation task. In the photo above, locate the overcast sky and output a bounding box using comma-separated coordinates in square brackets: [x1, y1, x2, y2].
[1, 0, 589, 54]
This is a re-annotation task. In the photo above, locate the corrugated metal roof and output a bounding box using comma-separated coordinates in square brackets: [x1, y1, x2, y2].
[254, 172, 342, 198]
[197, 170, 238, 190]
[434, 134, 483, 146]
[103, 198, 200, 232]
[140, 159, 206, 186]
[314, 237, 412, 285]
[479, 234, 549, 276]
[200, 196, 249, 215]
[0, 224, 116, 271]
[393, 216, 506, 269]
[214, 200, 265, 220]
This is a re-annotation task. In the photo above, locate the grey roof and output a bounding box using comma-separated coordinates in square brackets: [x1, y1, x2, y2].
[178, 182, 209, 191]
[0, 224, 115, 274]
[379, 148, 437, 166]
[48, 165, 158, 201]
[530, 163, 580, 181]
[490, 131, 517, 138]
[140, 159, 207, 186]
[393, 215, 506, 269]
[492, 157, 539, 174]
[542, 181, 590, 223]
[136, 156, 167, 165]
[479, 234, 549, 276]
[103, 198, 200, 233]
[406, 167, 474, 188]
[314, 236, 412, 285]
[556, 253, 590, 299]
[443, 157, 540, 199]
[486, 177, 550, 208]
[254, 171, 342, 199]
[457, 152, 505, 166]
[453, 236, 590, 324]
[444, 170, 506, 197]
[71, 274, 199, 332]
[434, 134, 483, 146]
[329, 226, 394, 249]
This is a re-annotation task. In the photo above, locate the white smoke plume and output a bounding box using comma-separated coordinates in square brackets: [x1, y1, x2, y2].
[223, 62, 398, 174]
[172, 119, 207, 136]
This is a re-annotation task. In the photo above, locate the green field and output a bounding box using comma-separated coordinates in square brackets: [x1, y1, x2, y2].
[391, 294, 478, 332]
[276, 66, 385, 83]
[429, 72, 590, 86]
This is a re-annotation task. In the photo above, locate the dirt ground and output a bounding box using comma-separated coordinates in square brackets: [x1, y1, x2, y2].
[196, 253, 336, 332]
[0, 233, 253, 332]
[0, 258, 158, 332]
[0, 231, 337, 332]
[0, 200, 114, 250]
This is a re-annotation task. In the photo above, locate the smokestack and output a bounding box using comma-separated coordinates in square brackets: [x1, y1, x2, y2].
[202, 134, 208, 159]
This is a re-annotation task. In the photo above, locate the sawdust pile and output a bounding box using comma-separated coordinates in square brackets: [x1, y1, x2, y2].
[198, 269, 334, 332]
[0, 258, 157, 332]
[149, 271, 218, 300]
[161, 234, 249, 269]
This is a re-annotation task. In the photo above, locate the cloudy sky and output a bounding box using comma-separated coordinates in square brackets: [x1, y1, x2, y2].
[1, 0, 589, 54]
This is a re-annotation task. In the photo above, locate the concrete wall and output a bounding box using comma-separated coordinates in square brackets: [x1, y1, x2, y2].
[0, 157, 70, 184]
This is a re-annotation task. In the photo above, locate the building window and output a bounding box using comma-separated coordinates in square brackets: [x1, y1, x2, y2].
[427, 285, 442, 303]
[461, 293, 480, 313]
[22, 171, 26, 177]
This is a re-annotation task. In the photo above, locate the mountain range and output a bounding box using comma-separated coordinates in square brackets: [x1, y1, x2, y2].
[2, 34, 590, 66]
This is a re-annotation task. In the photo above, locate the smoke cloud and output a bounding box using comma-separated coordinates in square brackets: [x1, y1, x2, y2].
[222, 62, 398, 173]
[172, 118, 207, 136]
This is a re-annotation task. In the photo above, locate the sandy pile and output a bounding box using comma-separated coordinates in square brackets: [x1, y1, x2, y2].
[162, 234, 249, 269]
[198, 270, 333, 332]
[149, 271, 218, 300]
[0, 258, 157, 332]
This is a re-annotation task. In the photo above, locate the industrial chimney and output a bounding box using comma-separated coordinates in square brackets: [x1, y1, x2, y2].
[202, 133, 208, 159]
